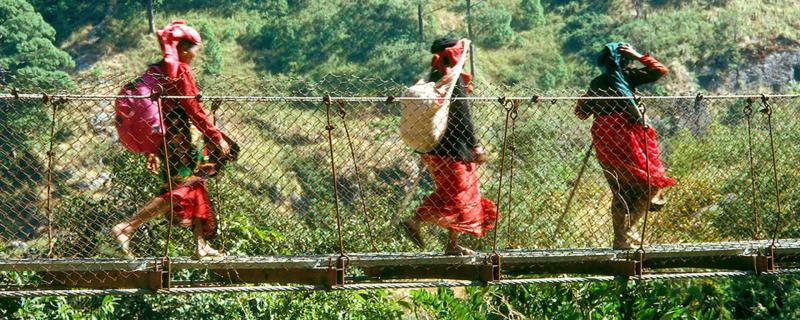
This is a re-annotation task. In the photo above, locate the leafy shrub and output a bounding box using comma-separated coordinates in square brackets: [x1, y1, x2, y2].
[512, 0, 545, 31]
[471, 3, 515, 49]
[242, 0, 422, 82]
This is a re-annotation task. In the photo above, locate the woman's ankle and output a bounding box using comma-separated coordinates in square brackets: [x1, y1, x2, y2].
[111, 223, 133, 236]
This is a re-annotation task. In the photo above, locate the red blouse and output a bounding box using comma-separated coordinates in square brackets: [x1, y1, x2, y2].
[152, 61, 223, 145]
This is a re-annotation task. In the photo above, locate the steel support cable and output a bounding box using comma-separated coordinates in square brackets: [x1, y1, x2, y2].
[635, 96, 652, 276]
[165, 94, 800, 102]
[154, 90, 176, 281]
[334, 99, 378, 251]
[136, 93, 800, 102]
[743, 98, 762, 242]
[44, 95, 63, 258]
[210, 100, 227, 253]
[761, 95, 784, 253]
[3, 93, 799, 103]
[322, 95, 349, 281]
[5, 269, 800, 297]
[492, 97, 514, 255]
[503, 99, 522, 248]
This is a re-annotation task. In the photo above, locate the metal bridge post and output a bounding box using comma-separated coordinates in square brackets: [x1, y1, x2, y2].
[154, 257, 170, 290]
[335, 255, 349, 286]
[634, 249, 645, 277]
[486, 253, 501, 282]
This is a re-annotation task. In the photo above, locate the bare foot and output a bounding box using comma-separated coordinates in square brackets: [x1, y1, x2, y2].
[649, 190, 667, 212]
[612, 240, 635, 250]
[194, 246, 224, 260]
[400, 218, 425, 249]
[110, 224, 135, 259]
[613, 231, 642, 250]
[444, 245, 476, 256]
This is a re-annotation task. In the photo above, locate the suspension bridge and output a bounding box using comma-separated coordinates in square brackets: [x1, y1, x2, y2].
[0, 75, 798, 297]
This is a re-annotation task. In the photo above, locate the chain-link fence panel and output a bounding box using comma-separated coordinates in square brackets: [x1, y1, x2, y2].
[0, 75, 798, 291]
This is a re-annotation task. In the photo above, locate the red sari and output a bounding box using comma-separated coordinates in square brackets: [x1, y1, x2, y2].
[591, 113, 675, 189]
[161, 179, 215, 238]
[415, 155, 497, 236]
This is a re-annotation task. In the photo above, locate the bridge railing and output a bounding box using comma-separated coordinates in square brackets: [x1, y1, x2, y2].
[0, 74, 798, 292]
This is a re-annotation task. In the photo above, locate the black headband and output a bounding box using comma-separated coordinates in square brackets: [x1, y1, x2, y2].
[430, 36, 459, 53]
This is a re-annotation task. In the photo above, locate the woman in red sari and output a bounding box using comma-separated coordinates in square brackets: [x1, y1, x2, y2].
[575, 43, 675, 249]
[401, 37, 497, 256]
[111, 20, 230, 259]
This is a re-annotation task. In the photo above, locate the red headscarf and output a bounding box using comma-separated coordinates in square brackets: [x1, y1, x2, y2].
[430, 40, 473, 93]
[157, 20, 202, 79]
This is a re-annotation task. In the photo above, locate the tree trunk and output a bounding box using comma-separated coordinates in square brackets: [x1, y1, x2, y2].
[148, 0, 156, 34]
[417, 2, 424, 44]
[466, 0, 475, 77]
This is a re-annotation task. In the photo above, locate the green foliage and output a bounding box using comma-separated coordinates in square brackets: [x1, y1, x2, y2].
[1, 290, 404, 319]
[0, 0, 75, 90]
[26, 0, 107, 43]
[27, 0, 151, 44]
[649, 0, 732, 9]
[562, 11, 616, 65]
[471, 3, 515, 49]
[335, 0, 418, 62]
[357, 41, 428, 85]
[198, 23, 224, 76]
[242, 0, 424, 83]
[0, 0, 75, 246]
[410, 287, 491, 319]
[157, 0, 291, 15]
[512, 0, 544, 31]
[404, 276, 800, 319]
[3, 276, 800, 318]
[557, 1, 799, 89]
[611, 10, 741, 69]
[0, 295, 120, 319]
[22, 0, 796, 90]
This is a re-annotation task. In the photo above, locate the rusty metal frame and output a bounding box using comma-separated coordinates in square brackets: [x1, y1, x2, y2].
[502, 260, 638, 277]
[41, 258, 167, 290]
[42, 271, 163, 290]
[212, 268, 338, 286]
[361, 264, 497, 282]
[15, 240, 800, 290]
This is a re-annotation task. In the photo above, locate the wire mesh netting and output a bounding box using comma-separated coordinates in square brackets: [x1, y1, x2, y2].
[0, 73, 798, 293]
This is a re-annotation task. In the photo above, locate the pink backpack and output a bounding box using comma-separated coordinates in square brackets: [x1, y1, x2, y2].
[115, 65, 165, 154]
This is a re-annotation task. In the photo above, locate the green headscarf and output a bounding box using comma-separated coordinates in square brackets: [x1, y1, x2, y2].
[598, 42, 643, 123]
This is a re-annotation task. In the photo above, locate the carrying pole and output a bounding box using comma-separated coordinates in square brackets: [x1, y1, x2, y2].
[553, 143, 593, 240]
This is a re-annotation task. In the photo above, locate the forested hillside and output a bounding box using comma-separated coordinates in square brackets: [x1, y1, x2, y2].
[17, 0, 800, 93]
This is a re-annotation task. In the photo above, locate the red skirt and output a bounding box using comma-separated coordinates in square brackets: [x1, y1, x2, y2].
[591, 113, 676, 189]
[160, 180, 216, 239]
[415, 155, 497, 236]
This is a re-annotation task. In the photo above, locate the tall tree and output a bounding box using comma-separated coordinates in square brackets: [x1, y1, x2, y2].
[0, 0, 75, 240]
[0, 0, 75, 90]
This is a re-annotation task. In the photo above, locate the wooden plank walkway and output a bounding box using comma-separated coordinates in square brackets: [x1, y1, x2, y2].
[0, 239, 796, 273]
